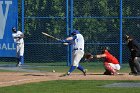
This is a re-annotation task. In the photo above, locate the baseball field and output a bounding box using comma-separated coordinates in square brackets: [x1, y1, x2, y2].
[0, 62, 140, 93]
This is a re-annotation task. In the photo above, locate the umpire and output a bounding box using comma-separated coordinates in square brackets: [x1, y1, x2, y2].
[125, 35, 140, 75]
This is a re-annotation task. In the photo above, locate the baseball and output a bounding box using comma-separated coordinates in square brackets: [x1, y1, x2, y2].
[52, 69, 55, 72]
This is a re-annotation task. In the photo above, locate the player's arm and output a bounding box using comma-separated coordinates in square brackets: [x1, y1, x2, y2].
[96, 54, 106, 58]
[61, 36, 77, 44]
[84, 53, 106, 60]
[14, 32, 24, 39]
[18, 33, 24, 38]
[66, 35, 77, 41]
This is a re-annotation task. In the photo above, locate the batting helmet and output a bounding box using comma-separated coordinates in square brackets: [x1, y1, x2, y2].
[12, 27, 16, 32]
[71, 30, 80, 35]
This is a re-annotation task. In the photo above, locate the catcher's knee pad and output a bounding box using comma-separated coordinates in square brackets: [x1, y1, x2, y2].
[104, 62, 116, 74]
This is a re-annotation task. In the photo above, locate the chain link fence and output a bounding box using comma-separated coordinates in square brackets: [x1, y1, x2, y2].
[1, 0, 140, 66]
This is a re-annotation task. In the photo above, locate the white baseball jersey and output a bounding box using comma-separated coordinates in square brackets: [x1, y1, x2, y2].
[12, 31, 24, 56]
[12, 31, 24, 44]
[73, 34, 84, 50]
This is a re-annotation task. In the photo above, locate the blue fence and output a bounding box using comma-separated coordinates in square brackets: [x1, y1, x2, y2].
[20, 0, 140, 65]
[1, 0, 140, 66]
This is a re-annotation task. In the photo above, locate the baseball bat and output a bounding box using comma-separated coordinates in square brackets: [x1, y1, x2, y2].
[42, 32, 61, 41]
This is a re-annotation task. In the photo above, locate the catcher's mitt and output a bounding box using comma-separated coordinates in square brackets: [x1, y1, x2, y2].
[84, 53, 93, 60]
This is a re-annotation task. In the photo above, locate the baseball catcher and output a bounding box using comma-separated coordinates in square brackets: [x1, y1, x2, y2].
[84, 47, 120, 75]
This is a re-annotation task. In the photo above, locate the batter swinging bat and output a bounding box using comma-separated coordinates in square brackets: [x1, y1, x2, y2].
[42, 32, 60, 41]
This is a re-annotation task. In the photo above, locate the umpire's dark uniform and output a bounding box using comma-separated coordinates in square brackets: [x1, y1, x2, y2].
[126, 35, 140, 75]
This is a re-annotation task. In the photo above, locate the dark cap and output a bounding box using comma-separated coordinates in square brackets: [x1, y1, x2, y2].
[71, 30, 80, 35]
[12, 27, 16, 32]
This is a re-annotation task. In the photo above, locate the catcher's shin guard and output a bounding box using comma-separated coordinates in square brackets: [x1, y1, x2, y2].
[104, 62, 116, 75]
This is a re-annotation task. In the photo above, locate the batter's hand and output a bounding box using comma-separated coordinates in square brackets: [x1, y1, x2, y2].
[63, 43, 69, 45]
[59, 39, 69, 45]
[59, 39, 66, 43]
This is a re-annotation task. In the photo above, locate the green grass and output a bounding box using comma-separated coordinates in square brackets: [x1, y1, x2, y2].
[0, 80, 140, 93]
[0, 62, 139, 93]
[0, 61, 131, 73]
[22, 62, 131, 73]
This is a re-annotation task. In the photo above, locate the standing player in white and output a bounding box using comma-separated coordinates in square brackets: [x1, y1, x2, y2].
[60, 30, 87, 76]
[12, 27, 24, 67]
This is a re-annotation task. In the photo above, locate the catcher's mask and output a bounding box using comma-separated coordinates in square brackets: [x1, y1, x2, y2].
[71, 30, 80, 35]
[12, 27, 16, 32]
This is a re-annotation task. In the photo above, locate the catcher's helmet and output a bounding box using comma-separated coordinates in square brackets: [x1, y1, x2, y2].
[12, 27, 16, 32]
[71, 30, 80, 35]
[102, 47, 110, 53]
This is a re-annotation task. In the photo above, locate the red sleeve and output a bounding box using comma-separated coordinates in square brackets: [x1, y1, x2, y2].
[104, 51, 119, 64]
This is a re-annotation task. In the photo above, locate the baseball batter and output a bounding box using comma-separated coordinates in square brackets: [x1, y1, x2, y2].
[12, 27, 24, 67]
[60, 30, 87, 76]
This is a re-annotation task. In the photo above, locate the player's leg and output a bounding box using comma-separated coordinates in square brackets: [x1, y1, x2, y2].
[76, 51, 87, 76]
[104, 62, 117, 75]
[67, 51, 84, 74]
[16, 44, 21, 66]
[67, 66, 76, 75]
[77, 65, 87, 76]
[75, 51, 87, 75]
[133, 57, 140, 75]
[115, 64, 121, 71]
[66, 51, 77, 75]
[19, 43, 24, 65]
[129, 58, 137, 75]
[60, 51, 77, 76]
[61, 50, 86, 76]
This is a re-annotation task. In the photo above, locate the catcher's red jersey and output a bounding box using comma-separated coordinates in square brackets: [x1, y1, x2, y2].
[104, 50, 119, 64]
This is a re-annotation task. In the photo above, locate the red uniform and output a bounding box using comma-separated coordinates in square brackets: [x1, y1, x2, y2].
[104, 50, 119, 64]
[103, 50, 120, 75]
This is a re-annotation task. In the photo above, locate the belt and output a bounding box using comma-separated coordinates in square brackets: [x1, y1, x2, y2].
[73, 48, 83, 50]
[17, 43, 24, 45]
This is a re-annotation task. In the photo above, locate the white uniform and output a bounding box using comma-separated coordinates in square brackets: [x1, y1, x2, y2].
[59, 30, 87, 76]
[12, 31, 24, 57]
[72, 34, 84, 67]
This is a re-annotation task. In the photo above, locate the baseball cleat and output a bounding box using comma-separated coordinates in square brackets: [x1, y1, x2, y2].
[16, 62, 22, 67]
[59, 73, 70, 77]
[134, 73, 140, 76]
[83, 69, 88, 76]
[129, 72, 137, 75]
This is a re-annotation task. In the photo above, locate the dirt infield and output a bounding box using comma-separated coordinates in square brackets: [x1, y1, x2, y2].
[0, 72, 140, 87]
